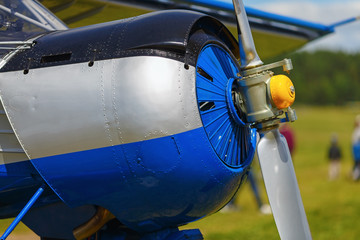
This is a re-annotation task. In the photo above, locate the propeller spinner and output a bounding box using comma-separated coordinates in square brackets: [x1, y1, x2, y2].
[231, 0, 312, 239]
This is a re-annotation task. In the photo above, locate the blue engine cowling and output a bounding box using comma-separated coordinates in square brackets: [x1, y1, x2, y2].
[0, 10, 256, 237]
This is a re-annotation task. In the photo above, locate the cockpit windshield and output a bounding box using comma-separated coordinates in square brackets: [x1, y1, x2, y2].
[0, 0, 67, 58]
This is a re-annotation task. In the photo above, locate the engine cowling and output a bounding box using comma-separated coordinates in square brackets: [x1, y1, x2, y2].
[0, 10, 256, 234]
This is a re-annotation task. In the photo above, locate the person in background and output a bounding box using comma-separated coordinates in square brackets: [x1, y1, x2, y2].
[247, 170, 271, 214]
[279, 123, 296, 156]
[352, 115, 360, 181]
[328, 134, 342, 180]
[221, 165, 271, 214]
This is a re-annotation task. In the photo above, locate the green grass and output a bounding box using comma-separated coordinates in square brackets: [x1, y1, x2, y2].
[41, 0, 150, 28]
[182, 105, 360, 239]
[2, 106, 360, 239]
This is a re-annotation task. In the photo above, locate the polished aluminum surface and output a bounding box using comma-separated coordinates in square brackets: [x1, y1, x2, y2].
[242, 58, 293, 76]
[237, 71, 275, 123]
[0, 100, 28, 165]
[232, 0, 263, 69]
[0, 56, 202, 159]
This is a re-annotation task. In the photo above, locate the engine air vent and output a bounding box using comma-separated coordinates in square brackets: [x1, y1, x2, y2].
[195, 44, 256, 168]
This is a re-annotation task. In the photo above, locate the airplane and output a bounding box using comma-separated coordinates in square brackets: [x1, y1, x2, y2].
[0, 0, 357, 239]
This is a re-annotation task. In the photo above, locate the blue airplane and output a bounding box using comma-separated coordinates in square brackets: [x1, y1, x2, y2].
[0, 0, 357, 239]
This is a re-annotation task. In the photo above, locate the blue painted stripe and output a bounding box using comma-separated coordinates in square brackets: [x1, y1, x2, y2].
[0, 160, 40, 193]
[0, 160, 58, 219]
[28, 127, 250, 232]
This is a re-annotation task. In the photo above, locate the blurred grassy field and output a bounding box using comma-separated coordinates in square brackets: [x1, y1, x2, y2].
[182, 105, 360, 239]
[1, 105, 360, 239]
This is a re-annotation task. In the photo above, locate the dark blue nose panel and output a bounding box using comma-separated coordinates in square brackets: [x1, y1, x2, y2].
[196, 44, 256, 168]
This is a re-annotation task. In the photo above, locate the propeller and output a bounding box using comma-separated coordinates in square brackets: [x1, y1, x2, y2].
[231, 0, 312, 239]
[257, 128, 311, 239]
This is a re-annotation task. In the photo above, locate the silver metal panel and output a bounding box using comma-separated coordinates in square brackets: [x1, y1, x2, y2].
[111, 56, 201, 143]
[0, 152, 28, 165]
[0, 134, 24, 151]
[0, 100, 28, 164]
[0, 56, 202, 159]
[0, 114, 12, 130]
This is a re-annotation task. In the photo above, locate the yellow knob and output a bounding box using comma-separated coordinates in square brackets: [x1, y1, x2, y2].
[270, 75, 295, 109]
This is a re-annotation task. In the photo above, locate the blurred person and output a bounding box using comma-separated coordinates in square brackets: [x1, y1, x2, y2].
[279, 123, 295, 156]
[247, 170, 271, 214]
[221, 134, 271, 214]
[221, 168, 271, 215]
[327, 134, 342, 180]
[352, 115, 360, 181]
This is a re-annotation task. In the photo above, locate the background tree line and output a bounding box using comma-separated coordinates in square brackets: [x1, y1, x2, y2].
[273, 51, 360, 105]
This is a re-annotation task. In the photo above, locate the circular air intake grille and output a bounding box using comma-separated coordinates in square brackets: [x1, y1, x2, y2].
[195, 44, 256, 168]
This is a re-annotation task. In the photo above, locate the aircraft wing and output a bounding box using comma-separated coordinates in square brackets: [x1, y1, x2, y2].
[39, 0, 356, 59]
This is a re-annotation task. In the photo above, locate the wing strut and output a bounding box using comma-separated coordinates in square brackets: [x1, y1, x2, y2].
[330, 16, 360, 28]
[0, 186, 45, 240]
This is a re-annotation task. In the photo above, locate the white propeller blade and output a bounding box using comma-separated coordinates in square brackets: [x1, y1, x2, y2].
[257, 128, 312, 240]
